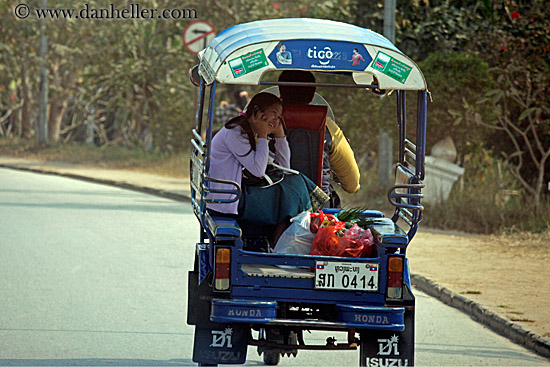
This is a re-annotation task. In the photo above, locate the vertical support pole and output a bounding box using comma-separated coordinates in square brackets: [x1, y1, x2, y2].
[195, 78, 208, 244]
[196, 78, 206, 132]
[416, 91, 427, 181]
[204, 81, 217, 172]
[378, 131, 393, 188]
[38, 0, 49, 144]
[378, 0, 396, 187]
[397, 91, 406, 165]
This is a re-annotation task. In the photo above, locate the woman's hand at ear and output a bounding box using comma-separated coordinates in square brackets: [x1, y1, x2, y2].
[250, 111, 269, 139]
[270, 119, 286, 138]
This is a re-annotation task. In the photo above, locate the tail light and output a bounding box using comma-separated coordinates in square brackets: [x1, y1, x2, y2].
[387, 256, 403, 299]
[214, 247, 231, 291]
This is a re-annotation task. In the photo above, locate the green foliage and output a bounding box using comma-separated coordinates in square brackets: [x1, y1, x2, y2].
[394, 0, 490, 60]
[453, 0, 550, 204]
[418, 51, 495, 154]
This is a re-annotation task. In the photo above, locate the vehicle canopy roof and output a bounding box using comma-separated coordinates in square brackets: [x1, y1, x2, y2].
[197, 18, 427, 91]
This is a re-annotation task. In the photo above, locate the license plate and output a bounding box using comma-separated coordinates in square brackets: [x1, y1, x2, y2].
[315, 261, 379, 291]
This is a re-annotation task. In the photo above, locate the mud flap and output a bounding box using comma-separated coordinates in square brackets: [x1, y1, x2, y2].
[192, 324, 248, 365]
[359, 307, 415, 367]
[187, 271, 217, 328]
[186, 271, 199, 325]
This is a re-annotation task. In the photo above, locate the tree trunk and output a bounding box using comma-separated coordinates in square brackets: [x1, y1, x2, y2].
[48, 96, 68, 142]
[534, 153, 549, 208]
[20, 63, 33, 139]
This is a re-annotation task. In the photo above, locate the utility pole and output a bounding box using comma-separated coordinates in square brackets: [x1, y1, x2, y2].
[378, 0, 396, 187]
[38, 0, 49, 144]
[384, 0, 396, 44]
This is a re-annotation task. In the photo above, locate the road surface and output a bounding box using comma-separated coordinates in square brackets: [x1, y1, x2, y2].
[0, 168, 547, 366]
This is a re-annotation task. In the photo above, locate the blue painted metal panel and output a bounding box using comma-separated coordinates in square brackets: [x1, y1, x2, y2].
[211, 299, 277, 323]
[322, 208, 385, 218]
[403, 258, 411, 290]
[209, 299, 404, 331]
[208, 215, 241, 238]
[197, 243, 210, 283]
[231, 286, 387, 305]
[336, 304, 405, 331]
[267, 40, 372, 72]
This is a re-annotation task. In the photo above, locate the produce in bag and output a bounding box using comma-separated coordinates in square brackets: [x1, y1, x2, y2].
[310, 222, 375, 258]
[309, 221, 346, 257]
[273, 211, 315, 255]
[309, 211, 339, 234]
[344, 223, 375, 258]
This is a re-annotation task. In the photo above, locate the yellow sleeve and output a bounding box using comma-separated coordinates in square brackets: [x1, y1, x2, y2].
[326, 117, 361, 193]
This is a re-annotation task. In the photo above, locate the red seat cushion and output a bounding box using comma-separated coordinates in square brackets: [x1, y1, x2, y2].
[283, 104, 327, 186]
[283, 104, 328, 132]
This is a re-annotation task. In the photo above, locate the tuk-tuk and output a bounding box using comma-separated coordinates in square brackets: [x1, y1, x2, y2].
[188, 18, 427, 366]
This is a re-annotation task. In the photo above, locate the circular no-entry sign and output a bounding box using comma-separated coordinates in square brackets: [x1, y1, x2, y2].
[183, 20, 216, 55]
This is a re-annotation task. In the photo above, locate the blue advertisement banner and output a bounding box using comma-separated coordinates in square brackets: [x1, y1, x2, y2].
[268, 40, 372, 71]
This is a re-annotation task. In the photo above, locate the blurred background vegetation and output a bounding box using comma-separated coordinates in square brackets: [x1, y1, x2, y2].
[0, 0, 548, 234]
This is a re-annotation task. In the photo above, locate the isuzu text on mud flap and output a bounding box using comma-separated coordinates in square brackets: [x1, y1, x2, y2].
[363, 335, 410, 367]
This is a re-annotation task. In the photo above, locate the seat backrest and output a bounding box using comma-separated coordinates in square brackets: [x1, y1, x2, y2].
[282, 104, 327, 187]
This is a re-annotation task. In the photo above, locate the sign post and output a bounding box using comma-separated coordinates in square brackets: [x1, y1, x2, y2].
[183, 20, 216, 55]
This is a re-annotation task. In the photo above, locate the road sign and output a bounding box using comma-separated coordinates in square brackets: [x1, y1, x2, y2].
[183, 20, 216, 55]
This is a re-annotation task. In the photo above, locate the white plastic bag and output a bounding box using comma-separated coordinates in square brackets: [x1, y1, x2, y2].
[273, 211, 315, 255]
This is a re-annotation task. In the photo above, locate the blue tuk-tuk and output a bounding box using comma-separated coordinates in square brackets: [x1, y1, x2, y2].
[188, 18, 427, 366]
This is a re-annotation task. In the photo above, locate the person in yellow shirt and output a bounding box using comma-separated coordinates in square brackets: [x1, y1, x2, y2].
[278, 70, 360, 207]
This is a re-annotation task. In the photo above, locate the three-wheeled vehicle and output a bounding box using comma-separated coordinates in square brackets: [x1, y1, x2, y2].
[188, 18, 427, 366]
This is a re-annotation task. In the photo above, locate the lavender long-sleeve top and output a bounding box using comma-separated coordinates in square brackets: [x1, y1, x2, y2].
[206, 125, 291, 215]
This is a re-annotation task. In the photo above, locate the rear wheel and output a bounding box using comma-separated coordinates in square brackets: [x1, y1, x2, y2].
[263, 351, 280, 366]
[359, 331, 368, 367]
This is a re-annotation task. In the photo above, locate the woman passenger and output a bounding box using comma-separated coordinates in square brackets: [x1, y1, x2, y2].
[207, 92, 327, 244]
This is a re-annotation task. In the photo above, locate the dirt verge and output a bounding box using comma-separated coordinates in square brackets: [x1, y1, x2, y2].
[408, 229, 550, 340]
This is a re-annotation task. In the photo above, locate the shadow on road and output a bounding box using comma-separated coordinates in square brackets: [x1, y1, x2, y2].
[0, 359, 193, 366]
[0, 201, 189, 214]
[416, 342, 545, 363]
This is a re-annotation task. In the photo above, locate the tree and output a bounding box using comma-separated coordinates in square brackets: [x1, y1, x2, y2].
[485, 66, 548, 205]
[460, 0, 550, 206]
[0, 1, 39, 139]
[422, 51, 494, 155]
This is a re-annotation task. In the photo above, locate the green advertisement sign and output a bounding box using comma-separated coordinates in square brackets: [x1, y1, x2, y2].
[371, 51, 412, 84]
[228, 49, 269, 78]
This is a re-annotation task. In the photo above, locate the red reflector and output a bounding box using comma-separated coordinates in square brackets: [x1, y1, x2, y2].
[216, 262, 230, 279]
[388, 271, 403, 288]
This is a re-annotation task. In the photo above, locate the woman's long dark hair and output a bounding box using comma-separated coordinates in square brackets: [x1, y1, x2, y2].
[225, 92, 282, 154]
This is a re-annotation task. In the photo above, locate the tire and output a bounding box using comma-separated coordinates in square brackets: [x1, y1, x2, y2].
[263, 351, 280, 366]
[359, 331, 368, 367]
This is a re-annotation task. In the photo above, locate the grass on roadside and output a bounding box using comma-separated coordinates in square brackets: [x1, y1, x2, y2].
[0, 138, 189, 177]
[421, 186, 550, 235]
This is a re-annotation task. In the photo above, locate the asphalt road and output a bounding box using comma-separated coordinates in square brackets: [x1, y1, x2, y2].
[0, 168, 548, 366]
